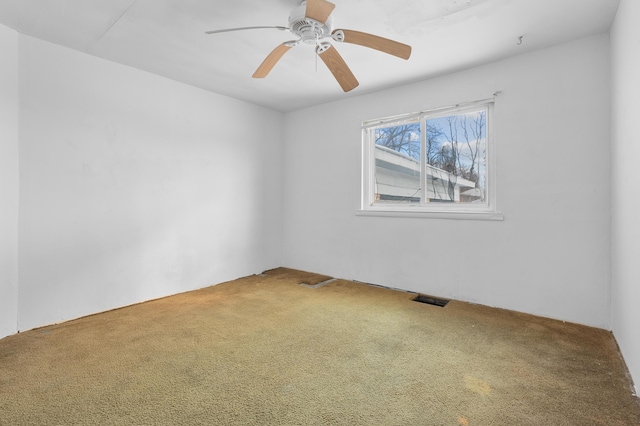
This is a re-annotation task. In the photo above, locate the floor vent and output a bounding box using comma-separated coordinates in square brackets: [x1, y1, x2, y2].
[300, 278, 336, 289]
[413, 294, 449, 307]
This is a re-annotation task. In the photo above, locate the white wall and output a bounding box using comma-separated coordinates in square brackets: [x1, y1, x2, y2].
[1, 14, 635, 386]
[0, 24, 19, 338]
[283, 34, 611, 328]
[16, 35, 283, 332]
[611, 0, 640, 393]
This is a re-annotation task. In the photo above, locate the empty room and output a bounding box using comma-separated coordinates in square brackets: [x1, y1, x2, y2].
[1, 0, 639, 424]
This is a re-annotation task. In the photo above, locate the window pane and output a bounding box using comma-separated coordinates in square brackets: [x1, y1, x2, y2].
[373, 123, 421, 203]
[361, 101, 496, 215]
[425, 109, 487, 203]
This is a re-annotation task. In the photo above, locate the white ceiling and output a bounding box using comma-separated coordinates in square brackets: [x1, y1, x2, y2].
[0, 0, 620, 112]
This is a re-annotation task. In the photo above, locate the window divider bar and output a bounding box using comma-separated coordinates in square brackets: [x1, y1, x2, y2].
[419, 120, 427, 205]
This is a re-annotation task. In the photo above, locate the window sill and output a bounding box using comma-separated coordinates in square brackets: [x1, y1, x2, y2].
[356, 208, 504, 221]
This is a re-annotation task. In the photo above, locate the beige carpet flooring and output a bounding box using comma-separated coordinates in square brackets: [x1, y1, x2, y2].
[1, 268, 638, 425]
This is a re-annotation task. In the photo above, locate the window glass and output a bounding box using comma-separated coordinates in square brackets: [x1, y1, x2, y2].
[374, 122, 421, 204]
[362, 101, 496, 217]
[425, 109, 486, 203]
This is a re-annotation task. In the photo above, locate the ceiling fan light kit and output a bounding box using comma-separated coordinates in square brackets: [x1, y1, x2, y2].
[206, 0, 412, 92]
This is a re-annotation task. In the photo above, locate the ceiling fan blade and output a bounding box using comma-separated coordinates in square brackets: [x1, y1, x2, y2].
[305, 0, 336, 25]
[252, 44, 293, 78]
[205, 26, 288, 35]
[318, 45, 359, 92]
[333, 29, 412, 60]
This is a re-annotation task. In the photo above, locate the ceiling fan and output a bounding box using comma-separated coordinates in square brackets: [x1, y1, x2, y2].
[205, 0, 412, 92]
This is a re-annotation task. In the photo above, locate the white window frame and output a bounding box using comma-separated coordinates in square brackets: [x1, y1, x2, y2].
[358, 99, 503, 220]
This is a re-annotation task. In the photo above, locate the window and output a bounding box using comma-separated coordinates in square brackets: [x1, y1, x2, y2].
[360, 100, 501, 219]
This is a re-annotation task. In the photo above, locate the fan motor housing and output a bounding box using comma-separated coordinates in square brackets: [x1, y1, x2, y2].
[289, 3, 334, 44]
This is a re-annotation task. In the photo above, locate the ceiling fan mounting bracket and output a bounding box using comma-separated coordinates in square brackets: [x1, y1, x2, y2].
[331, 29, 344, 43]
[315, 41, 331, 54]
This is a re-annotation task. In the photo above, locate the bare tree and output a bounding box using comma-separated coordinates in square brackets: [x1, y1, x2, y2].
[459, 111, 486, 187]
[425, 111, 487, 201]
[426, 123, 443, 165]
[375, 123, 420, 160]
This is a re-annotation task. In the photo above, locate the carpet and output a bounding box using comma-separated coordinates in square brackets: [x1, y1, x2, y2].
[1, 267, 638, 425]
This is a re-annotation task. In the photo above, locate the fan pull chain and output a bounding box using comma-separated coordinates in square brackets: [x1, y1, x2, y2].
[315, 33, 319, 72]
